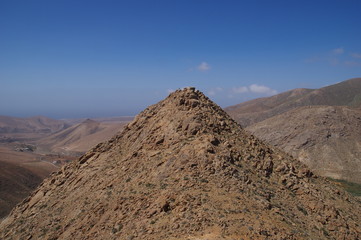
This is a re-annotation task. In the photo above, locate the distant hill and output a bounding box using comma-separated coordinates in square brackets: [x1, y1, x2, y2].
[0, 115, 69, 134]
[36, 119, 127, 155]
[62, 116, 134, 125]
[247, 105, 361, 184]
[226, 78, 361, 127]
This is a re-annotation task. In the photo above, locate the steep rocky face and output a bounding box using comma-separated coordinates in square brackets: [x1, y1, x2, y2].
[247, 106, 361, 184]
[1, 88, 360, 239]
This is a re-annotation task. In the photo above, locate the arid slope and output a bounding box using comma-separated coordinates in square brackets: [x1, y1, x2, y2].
[247, 106, 361, 184]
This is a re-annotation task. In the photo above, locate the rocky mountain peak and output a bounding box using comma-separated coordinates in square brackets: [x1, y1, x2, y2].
[119, 87, 237, 152]
[1, 89, 360, 239]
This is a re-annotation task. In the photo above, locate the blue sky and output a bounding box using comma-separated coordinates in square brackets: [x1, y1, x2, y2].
[1, 0, 360, 118]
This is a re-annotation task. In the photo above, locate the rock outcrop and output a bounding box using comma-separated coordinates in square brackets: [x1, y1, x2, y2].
[1, 87, 360, 239]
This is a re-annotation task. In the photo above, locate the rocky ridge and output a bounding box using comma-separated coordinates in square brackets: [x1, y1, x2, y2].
[1, 88, 360, 239]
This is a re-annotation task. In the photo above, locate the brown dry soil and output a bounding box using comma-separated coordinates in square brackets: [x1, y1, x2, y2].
[1, 88, 360, 239]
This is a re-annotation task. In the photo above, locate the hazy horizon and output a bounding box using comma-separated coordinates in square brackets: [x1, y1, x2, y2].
[1, 0, 361, 118]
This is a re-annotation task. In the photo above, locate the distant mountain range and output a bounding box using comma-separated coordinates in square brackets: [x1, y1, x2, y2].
[226, 78, 361, 127]
[36, 119, 127, 155]
[0, 115, 69, 136]
[0, 115, 132, 155]
[226, 78, 361, 184]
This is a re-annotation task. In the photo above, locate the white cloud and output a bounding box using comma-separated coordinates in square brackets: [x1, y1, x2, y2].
[231, 84, 277, 96]
[249, 84, 278, 95]
[208, 87, 223, 96]
[332, 47, 344, 55]
[197, 62, 211, 72]
[167, 89, 175, 94]
[232, 86, 249, 94]
[351, 52, 361, 59]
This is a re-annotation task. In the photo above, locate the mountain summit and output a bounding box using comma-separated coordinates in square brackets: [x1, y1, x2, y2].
[1, 87, 360, 239]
